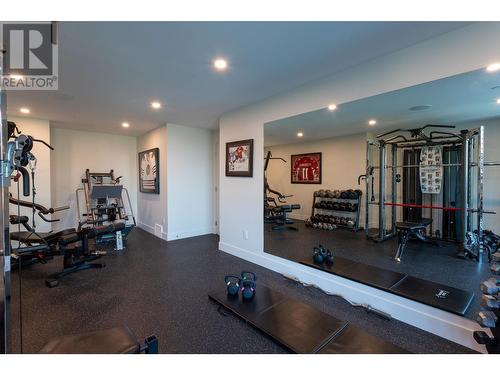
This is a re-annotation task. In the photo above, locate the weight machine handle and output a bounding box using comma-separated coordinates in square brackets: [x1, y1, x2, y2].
[14, 166, 30, 196]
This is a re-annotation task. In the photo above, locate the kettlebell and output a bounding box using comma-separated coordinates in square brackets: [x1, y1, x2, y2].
[240, 271, 257, 299]
[324, 249, 335, 264]
[313, 246, 327, 263]
[225, 275, 241, 297]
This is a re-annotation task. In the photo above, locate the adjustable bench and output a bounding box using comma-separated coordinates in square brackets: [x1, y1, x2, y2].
[393, 218, 435, 261]
[268, 204, 301, 231]
[39, 326, 158, 354]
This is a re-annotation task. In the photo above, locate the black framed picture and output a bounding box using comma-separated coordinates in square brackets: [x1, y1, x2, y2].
[226, 139, 254, 177]
[291, 152, 322, 184]
[139, 148, 160, 194]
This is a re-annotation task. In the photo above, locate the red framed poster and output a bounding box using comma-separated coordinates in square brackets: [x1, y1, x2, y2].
[291, 152, 322, 184]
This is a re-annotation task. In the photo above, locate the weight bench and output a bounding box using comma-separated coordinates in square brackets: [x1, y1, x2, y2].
[393, 218, 436, 262]
[268, 204, 301, 231]
[39, 326, 158, 354]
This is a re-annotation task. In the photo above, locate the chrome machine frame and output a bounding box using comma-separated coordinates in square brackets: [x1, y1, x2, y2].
[364, 125, 498, 262]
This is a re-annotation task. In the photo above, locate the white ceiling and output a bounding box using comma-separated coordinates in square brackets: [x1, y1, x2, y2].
[7, 22, 472, 136]
[265, 67, 500, 147]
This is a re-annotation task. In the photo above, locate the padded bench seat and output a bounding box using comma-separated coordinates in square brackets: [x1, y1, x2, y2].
[39, 326, 141, 354]
[394, 218, 434, 261]
[11, 228, 77, 245]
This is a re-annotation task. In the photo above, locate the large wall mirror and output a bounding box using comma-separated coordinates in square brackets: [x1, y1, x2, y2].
[264, 66, 500, 320]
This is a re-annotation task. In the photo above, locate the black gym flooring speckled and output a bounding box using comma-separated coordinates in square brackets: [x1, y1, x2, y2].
[8, 228, 476, 353]
[265, 220, 491, 319]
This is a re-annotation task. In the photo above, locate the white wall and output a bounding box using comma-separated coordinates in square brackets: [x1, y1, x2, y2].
[166, 123, 215, 240]
[8, 116, 52, 232]
[50, 127, 138, 230]
[136, 125, 168, 238]
[265, 133, 367, 221]
[219, 22, 500, 351]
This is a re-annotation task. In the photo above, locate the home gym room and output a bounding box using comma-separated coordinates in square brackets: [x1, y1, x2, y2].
[1, 13, 500, 368]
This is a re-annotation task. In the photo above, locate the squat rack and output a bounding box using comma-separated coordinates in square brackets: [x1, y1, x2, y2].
[363, 124, 499, 261]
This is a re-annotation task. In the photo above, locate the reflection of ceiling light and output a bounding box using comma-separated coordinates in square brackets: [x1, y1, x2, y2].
[487, 63, 500, 72]
[122, 122, 130, 128]
[497, 98, 500, 104]
[297, 132, 303, 137]
[213, 58, 228, 71]
[327, 104, 337, 111]
[409, 105, 432, 111]
[368, 119, 376, 126]
[151, 101, 161, 109]
[20, 108, 30, 114]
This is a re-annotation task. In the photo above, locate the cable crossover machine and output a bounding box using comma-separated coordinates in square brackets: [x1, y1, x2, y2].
[361, 124, 500, 262]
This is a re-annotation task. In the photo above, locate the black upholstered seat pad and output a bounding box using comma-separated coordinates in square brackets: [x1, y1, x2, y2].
[38, 326, 140, 354]
[209, 285, 287, 321]
[318, 325, 410, 354]
[10, 228, 77, 244]
[390, 276, 474, 316]
[300, 257, 406, 290]
[251, 298, 347, 353]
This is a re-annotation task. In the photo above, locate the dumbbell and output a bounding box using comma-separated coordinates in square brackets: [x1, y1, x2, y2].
[313, 191, 319, 197]
[334, 190, 341, 198]
[346, 219, 355, 228]
[481, 294, 500, 310]
[481, 277, 500, 295]
[318, 189, 326, 197]
[477, 310, 498, 328]
[326, 189, 334, 198]
[340, 190, 348, 199]
[338, 202, 346, 211]
[351, 203, 359, 212]
[354, 189, 362, 198]
[346, 189, 355, 199]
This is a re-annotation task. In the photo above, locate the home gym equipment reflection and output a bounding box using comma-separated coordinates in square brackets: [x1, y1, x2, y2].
[364, 124, 500, 262]
[264, 151, 301, 231]
[263, 67, 500, 320]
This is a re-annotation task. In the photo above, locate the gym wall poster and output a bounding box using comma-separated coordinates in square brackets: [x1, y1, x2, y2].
[291, 152, 322, 184]
[225, 139, 254, 177]
[139, 148, 160, 194]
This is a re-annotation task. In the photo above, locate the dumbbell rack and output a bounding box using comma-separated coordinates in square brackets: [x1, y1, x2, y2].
[311, 192, 363, 232]
[474, 249, 500, 353]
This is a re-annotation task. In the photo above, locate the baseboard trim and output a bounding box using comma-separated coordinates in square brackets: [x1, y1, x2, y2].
[167, 226, 215, 241]
[218, 241, 485, 353]
[137, 222, 168, 240]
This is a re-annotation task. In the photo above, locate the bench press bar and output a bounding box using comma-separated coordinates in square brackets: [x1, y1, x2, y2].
[371, 201, 496, 214]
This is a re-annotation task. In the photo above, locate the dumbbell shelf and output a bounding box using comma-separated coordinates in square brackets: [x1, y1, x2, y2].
[311, 192, 363, 232]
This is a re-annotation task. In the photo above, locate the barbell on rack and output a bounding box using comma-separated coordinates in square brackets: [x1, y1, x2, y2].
[369, 201, 496, 214]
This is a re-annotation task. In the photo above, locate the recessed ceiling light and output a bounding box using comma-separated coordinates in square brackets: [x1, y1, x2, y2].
[213, 58, 228, 71]
[497, 98, 500, 104]
[368, 119, 377, 126]
[327, 104, 337, 111]
[19, 108, 30, 114]
[122, 122, 130, 128]
[151, 101, 161, 110]
[486, 63, 500, 72]
[297, 132, 303, 137]
[409, 105, 432, 111]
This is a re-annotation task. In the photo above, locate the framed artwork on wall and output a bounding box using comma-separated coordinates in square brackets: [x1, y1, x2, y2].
[139, 147, 160, 194]
[225, 139, 254, 177]
[291, 152, 322, 184]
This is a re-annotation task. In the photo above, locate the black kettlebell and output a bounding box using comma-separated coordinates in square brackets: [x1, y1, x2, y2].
[225, 275, 241, 297]
[324, 249, 334, 264]
[313, 245, 328, 263]
[240, 271, 257, 299]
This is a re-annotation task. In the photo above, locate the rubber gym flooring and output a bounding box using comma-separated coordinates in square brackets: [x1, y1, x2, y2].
[265, 220, 491, 319]
[9, 228, 475, 353]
